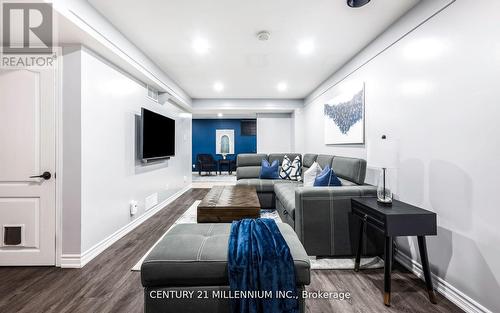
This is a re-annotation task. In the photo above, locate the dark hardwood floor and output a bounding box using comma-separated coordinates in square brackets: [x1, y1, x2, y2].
[0, 189, 463, 313]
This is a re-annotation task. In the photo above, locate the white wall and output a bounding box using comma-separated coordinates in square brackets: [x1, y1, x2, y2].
[257, 113, 293, 154]
[62, 47, 192, 256]
[300, 0, 500, 312]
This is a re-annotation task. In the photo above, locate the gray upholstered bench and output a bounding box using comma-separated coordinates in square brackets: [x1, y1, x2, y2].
[141, 223, 311, 313]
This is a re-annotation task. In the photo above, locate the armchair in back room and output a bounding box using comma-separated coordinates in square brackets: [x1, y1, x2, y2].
[196, 154, 217, 175]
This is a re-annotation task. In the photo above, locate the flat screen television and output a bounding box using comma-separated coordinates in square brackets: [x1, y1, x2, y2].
[140, 108, 175, 162]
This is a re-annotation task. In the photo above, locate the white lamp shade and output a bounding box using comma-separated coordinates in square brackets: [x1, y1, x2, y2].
[368, 137, 399, 169]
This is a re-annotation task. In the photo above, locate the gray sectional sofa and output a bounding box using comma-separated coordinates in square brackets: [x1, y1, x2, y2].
[236, 153, 383, 257]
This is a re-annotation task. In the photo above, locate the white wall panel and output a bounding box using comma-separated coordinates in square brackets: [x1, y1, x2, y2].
[62, 47, 192, 255]
[79, 49, 192, 252]
[257, 113, 292, 154]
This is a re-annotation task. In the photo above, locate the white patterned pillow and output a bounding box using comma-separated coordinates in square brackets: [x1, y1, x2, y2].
[280, 155, 302, 180]
[303, 162, 322, 186]
[290, 156, 302, 180]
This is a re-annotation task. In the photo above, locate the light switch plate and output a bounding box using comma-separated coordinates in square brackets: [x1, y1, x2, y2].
[145, 193, 158, 211]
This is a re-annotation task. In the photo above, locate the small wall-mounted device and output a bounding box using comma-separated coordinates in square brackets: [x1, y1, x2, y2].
[147, 85, 159, 102]
[256, 31, 271, 41]
[129, 201, 138, 216]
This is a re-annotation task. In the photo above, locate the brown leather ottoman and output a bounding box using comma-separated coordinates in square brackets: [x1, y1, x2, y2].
[197, 186, 261, 223]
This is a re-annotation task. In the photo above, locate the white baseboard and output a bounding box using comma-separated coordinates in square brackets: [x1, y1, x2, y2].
[395, 250, 492, 313]
[60, 185, 191, 268]
[60, 254, 82, 268]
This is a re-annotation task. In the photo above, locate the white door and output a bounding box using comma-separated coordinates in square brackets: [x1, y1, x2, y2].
[0, 68, 56, 265]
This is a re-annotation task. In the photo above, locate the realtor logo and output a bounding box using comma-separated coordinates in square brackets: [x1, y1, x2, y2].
[2, 2, 53, 54]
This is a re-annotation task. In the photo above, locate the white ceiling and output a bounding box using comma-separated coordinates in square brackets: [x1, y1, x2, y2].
[88, 0, 419, 99]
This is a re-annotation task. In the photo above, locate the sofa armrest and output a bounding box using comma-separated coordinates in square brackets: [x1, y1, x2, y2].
[294, 185, 377, 256]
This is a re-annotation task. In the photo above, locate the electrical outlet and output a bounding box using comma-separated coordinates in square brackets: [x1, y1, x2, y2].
[145, 193, 158, 211]
[129, 200, 138, 216]
[183, 176, 187, 183]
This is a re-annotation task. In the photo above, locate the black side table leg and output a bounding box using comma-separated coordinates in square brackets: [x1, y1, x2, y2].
[354, 219, 364, 272]
[418, 236, 437, 304]
[384, 236, 393, 306]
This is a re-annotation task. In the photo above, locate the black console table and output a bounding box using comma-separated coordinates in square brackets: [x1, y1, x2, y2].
[351, 197, 437, 306]
[218, 159, 233, 174]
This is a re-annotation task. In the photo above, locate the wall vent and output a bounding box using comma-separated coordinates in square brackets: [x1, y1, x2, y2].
[147, 85, 159, 102]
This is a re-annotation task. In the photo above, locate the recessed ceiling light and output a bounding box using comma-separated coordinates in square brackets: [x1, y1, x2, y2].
[277, 82, 288, 92]
[213, 82, 224, 92]
[347, 0, 371, 8]
[217, 113, 224, 118]
[192, 37, 210, 55]
[298, 39, 315, 55]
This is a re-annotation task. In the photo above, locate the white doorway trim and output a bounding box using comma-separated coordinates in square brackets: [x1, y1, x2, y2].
[55, 47, 63, 267]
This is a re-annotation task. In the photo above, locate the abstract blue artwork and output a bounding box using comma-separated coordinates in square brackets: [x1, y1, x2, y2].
[324, 82, 365, 145]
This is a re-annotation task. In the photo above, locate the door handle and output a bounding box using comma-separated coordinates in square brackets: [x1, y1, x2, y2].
[30, 171, 51, 180]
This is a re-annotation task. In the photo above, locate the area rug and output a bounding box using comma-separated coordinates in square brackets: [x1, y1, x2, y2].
[131, 201, 383, 271]
[309, 256, 383, 270]
[191, 173, 237, 188]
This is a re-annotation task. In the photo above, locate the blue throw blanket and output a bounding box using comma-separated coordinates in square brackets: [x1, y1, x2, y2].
[228, 218, 299, 313]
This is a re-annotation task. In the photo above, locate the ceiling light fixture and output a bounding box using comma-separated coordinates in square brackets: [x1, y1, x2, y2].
[217, 113, 224, 118]
[192, 37, 210, 55]
[277, 82, 288, 92]
[298, 39, 315, 55]
[347, 0, 371, 8]
[213, 81, 224, 92]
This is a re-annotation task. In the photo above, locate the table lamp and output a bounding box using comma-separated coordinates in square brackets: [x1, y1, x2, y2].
[368, 135, 398, 206]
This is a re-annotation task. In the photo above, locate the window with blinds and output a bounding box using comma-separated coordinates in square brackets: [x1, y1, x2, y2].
[241, 120, 256, 136]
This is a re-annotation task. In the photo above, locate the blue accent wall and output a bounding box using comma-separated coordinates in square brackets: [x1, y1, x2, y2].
[192, 119, 257, 171]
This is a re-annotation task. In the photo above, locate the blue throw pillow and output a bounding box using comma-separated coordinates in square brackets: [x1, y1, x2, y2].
[260, 159, 280, 179]
[328, 169, 342, 187]
[313, 165, 342, 187]
[313, 166, 330, 186]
